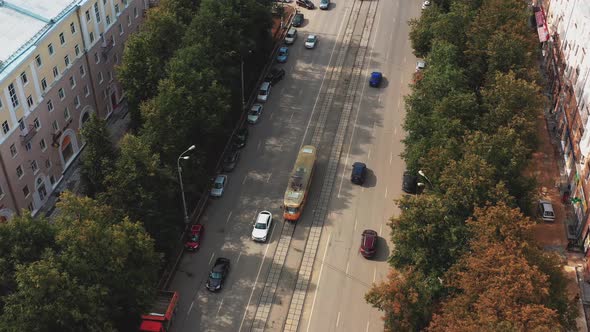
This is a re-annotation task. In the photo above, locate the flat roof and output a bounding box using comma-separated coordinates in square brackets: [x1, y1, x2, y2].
[0, 0, 79, 75]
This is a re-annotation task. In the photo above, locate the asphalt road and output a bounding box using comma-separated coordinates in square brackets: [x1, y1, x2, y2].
[168, 0, 419, 331]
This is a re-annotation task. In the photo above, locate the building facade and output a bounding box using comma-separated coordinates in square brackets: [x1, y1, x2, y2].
[0, 0, 150, 221]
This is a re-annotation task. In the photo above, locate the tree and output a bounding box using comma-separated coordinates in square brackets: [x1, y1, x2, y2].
[80, 114, 117, 197]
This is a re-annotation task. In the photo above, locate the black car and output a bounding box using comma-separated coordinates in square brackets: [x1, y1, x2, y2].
[206, 257, 230, 292]
[292, 12, 304, 27]
[231, 127, 248, 149]
[297, 0, 315, 9]
[222, 150, 240, 172]
[265, 68, 286, 85]
[402, 171, 418, 194]
[351, 162, 367, 185]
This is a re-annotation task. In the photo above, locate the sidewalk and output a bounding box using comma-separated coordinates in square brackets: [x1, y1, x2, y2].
[529, 103, 589, 331]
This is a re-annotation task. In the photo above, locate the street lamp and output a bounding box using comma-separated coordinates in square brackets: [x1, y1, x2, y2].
[177, 145, 196, 224]
[240, 50, 253, 110]
[418, 170, 433, 189]
[417, 182, 425, 196]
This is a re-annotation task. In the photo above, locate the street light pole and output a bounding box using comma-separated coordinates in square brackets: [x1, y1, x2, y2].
[177, 145, 196, 224]
[241, 58, 245, 110]
[418, 170, 433, 189]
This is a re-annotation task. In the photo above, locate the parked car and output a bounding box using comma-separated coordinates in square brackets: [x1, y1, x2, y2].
[351, 162, 367, 185]
[184, 224, 204, 251]
[539, 200, 556, 222]
[206, 257, 230, 291]
[248, 104, 263, 124]
[210, 175, 227, 197]
[292, 12, 304, 27]
[285, 27, 298, 44]
[277, 46, 289, 63]
[319, 0, 330, 10]
[369, 71, 382, 87]
[360, 229, 378, 258]
[232, 131, 247, 149]
[305, 34, 318, 49]
[265, 68, 286, 85]
[257, 82, 271, 102]
[252, 211, 273, 242]
[222, 150, 240, 172]
[297, 0, 315, 9]
[416, 60, 426, 72]
[402, 171, 418, 194]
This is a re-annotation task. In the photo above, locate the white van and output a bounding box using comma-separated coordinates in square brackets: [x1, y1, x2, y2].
[285, 27, 297, 44]
[539, 200, 556, 222]
[257, 82, 271, 103]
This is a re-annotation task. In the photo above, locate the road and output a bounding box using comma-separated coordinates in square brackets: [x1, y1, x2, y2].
[168, 0, 419, 331]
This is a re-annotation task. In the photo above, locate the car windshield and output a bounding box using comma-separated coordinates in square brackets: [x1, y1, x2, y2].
[210, 272, 222, 279]
[255, 222, 267, 230]
[259, 90, 267, 95]
[213, 182, 223, 189]
[307, 37, 314, 42]
[286, 206, 299, 214]
[190, 234, 200, 241]
[249, 109, 259, 115]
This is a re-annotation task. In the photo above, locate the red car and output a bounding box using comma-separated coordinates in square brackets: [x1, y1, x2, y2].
[185, 224, 204, 251]
[360, 229, 377, 258]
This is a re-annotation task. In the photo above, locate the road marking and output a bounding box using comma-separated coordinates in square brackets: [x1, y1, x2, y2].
[306, 232, 332, 332]
[209, 252, 215, 265]
[394, 127, 398, 136]
[354, 218, 358, 231]
[257, 140, 262, 151]
[217, 298, 224, 316]
[403, 56, 406, 64]
[378, 95, 381, 103]
[270, 113, 274, 120]
[225, 211, 233, 226]
[367, 148, 371, 160]
[237, 252, 242, 264]
[390, 152, 393, 164]
[373, 267, 377, 282]
[238, 230, 272, 332]
[366, 321, 370, 332]
[385, 187, 388, 198]
[187, 301, 195, 315]
[379, 224, 383, 235]
[289, 111, 295, 123]
[299, 7, 350, 149]
[346, 261, 350, 274]
[336, 311, 341, 327]
[267, 172, 272, 183]
[242, 175, 248, 185]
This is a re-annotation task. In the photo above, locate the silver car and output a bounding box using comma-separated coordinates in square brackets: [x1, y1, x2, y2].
[248, 104, 263, 124]
[252, 211, 273, 242]
[210, 175, 227, 197]
[257, 82, 271, 103]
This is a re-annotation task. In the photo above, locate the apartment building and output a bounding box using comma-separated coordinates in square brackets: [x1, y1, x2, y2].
[537, 0, 590, 248]
[0, 0, 149, 221]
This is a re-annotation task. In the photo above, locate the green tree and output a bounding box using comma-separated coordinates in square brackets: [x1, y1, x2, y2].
[80, 114, 117, 197]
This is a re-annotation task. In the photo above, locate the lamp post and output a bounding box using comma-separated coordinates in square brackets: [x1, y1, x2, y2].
[240, 50, 253, 110]
[417, 182, 425, 196]
[418, 170, 433, 189]
[177, 145, 196, 224]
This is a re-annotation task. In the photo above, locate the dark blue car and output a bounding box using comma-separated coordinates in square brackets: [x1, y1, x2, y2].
[369, 72, 382, 87]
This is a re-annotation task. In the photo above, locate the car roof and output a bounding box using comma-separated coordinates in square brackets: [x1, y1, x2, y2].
[371, 72, 382, 77]
[251, 104, 262, 110]
[256, 211, 271, 224]
[353, 162, 366, 169]
[214, 175, 226, 183]
[279, 46, 288, 51]
[308, 34, 316, 38]
[362, 230, 377, 246]
[260, 81, 270, 89]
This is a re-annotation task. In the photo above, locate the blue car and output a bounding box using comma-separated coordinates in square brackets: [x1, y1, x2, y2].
[369, 72, 382, 87]
[277, 47, 289, 63]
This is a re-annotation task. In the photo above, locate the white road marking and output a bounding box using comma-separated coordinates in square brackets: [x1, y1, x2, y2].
[373, 267, 377, 282]
[225, 211, 233, 226]
[307, 232, 332, 332]
[403, 56, 406, 64]
[236, 252, 242, 264]
[242, 175, 248, 185]
[336, 311, 341, 327]
[367, 148, 371, 160]
[270, 113, 274, 120]
[366, 321, 371, 332]
[379, 224, 383, 235]
[300, 7, 350, 149]
[209, 252, 215, 265]
[289, 111, 295, 123]
[217, 298, 224, 316]
[385, 187, 388, 198]
[378, 95, 382, 103]
[346, 261, 350, 274]
[267, 173, 272, 183]
[394, 127, 398, 136]
[257, 140, 262, 151]
[187, 301, 195, 315]
[354, 218, 358, 231]
[238, 232, 272, 332]
[389, 152, 393, 164]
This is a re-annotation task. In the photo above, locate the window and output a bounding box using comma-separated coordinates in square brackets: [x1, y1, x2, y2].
[59, 32, 65, 45]
[94, 52, 100, 64]
[69, 76, 76, 88]
[70, 22, 76, 34]
[33, 118, 40, 129]
[27, 201, 34, 212]
[2, 121, 9, 134]
[103, 0, 106, 4]
[20, 72, 28, 85]
[18, 118, 25, 131]
[74, 96, 80, 108]
[52, 120, 59, 132]
[85, 10, 91, 21]
[118, 23, 123, 35]
[47, 99, 54, 112]
[64, 55, 70, 67]
[84, 85, 90, 97]
[134, 7, 138, 17]
[127, 15, 131, 26]
[35, 54, 42, 67]
[53, 66, 59, 78]
[115, 4, 120, 14]
[8, 83, 19, 108]
[123, 0, 128, 6]
[40, 138, 47, 151]
[108, 71, 113, 82]
[48, 43, 54, 55]
[98, 72, 103, 84]
[31, 160, 38, 174]
[50, 175, 55, 185]
[41, 78, 47, 91]
[64, 107, 71, 120]
[23, 185, 29, 197]
[25, 142, 32, 151]
[80, 65, 86, 77]
[106, 15, 111, 25]
[26, 95, 34, 108]
[58, 88, 65, 100]
[94, 3, 101, 22]
[16, 166, 23, 179]
[10, 144, 17, 157]
[90, 32, 95, 43]
[75, 44, 80, 56]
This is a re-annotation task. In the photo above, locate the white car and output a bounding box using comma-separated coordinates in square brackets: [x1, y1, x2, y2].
[305, 34, 318, 49]
[252, 211, 272, 242]
[210, 175, 227, 197]
[248, 104, 263, 124]
[257, 82, 271, 103]
[415, 60, 426, 72]
[421, 0, 431, 9]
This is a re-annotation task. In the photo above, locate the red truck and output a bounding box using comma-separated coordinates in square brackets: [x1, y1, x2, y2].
[139, 291, 179, 332]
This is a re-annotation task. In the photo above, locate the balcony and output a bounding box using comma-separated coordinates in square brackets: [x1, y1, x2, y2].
[101, 35, 114, 58]
[20, 125, 37, 144]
